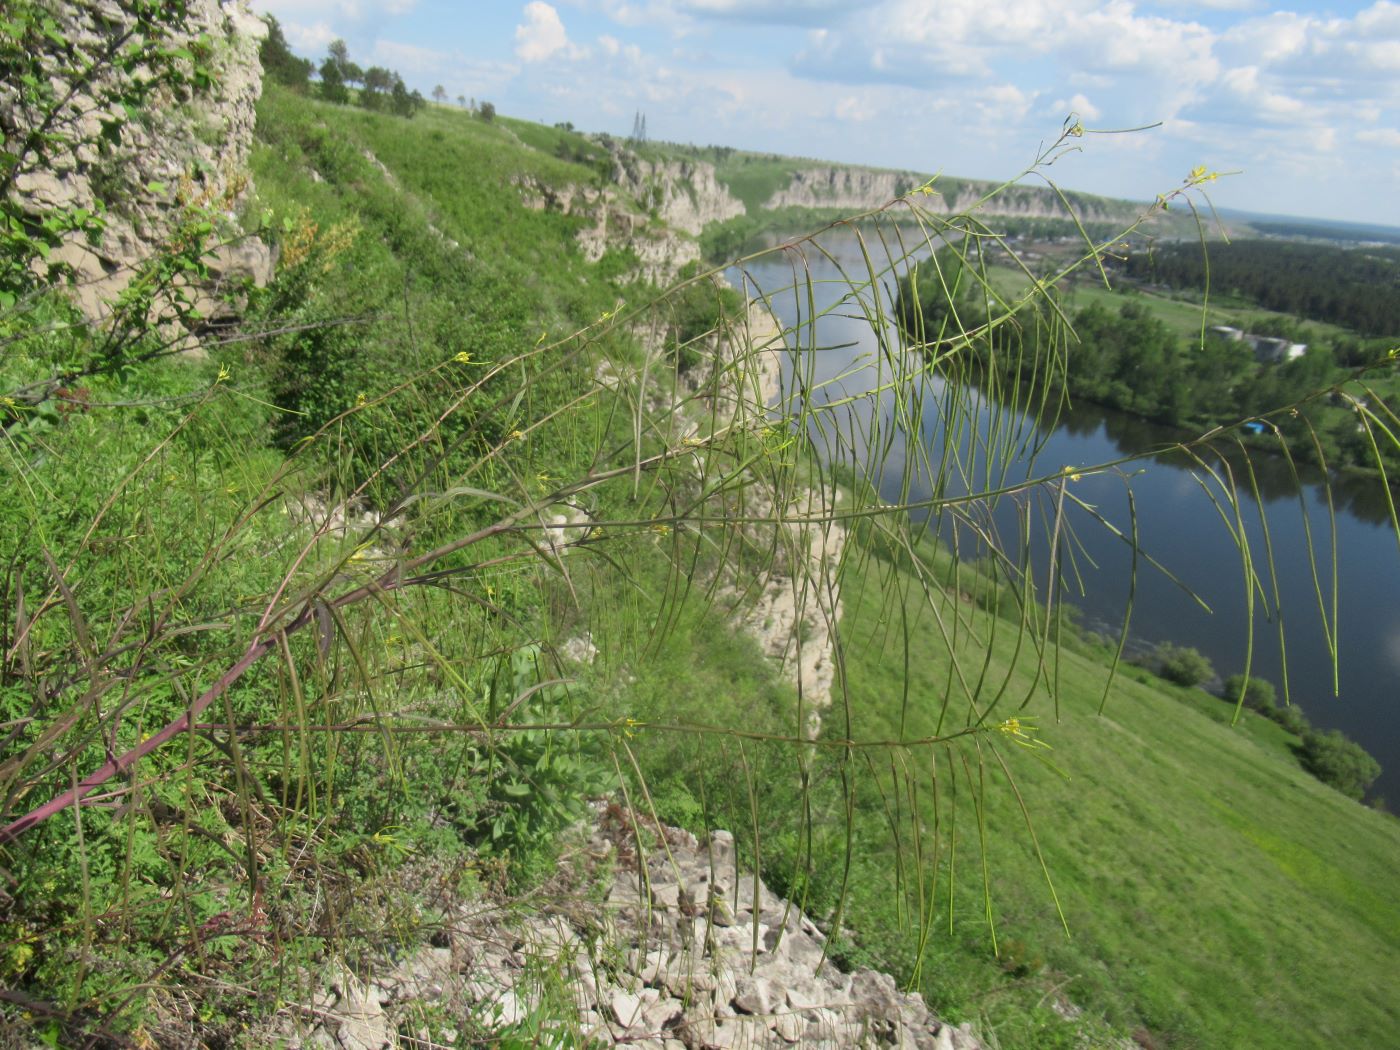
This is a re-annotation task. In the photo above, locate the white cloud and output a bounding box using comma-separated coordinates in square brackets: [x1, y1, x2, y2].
[1358, 127, 1400, 147]
[515, 2, 582, 62]
[372, 38, 448, 74]
[252, 0, 414, 20]
[281, 19, 338, 51]
[1054, 92, 1102, 121]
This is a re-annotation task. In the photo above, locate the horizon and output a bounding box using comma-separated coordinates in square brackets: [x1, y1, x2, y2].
[251, 0, 1400, 229]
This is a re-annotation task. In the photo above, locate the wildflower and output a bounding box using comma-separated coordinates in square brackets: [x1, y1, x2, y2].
[649, 523, 670, 535]
[1062, 465, 1083, 482]
[1067, 120, 1084, 138]
[453, 351, 474, 365]
[216, 364, 231, 383]
[620, 716, 642, 739]
[354, 392, 368, 408]
[509, 429, 526, 441]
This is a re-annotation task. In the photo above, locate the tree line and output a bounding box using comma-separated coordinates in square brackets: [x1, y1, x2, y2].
[1120, 239, 1400, 338]
[897, 244, 1400, 479]
[257, 16, 499, 121]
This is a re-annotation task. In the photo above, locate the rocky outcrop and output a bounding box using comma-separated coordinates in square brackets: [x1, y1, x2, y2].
[260, 808, 984, 1050]
[516, 174, 700, 285]
[765, 167, 1137, 226]
[513, 141, 742, 284]
[606, 143, 746, 236]
[2, 0, 273, 324]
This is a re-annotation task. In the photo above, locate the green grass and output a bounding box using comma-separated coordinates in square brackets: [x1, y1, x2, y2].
[818, 536, 1400, 1048]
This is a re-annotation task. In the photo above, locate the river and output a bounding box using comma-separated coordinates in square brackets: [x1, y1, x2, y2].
[731, 230, 1400, 804]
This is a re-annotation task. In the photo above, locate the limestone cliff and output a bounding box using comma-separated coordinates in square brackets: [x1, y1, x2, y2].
[765, 166, 1138, 226]
[605, 142, 746, 236]
[1, 0, 273, 323]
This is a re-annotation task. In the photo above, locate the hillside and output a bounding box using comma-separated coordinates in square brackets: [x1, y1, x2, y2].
[3, 10, 1400, 1050]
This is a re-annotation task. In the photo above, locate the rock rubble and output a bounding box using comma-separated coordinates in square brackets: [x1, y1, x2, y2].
[270, 808, 984, 1050]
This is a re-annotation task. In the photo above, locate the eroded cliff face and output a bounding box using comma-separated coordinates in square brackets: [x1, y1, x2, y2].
[2, 0, 273, 322]
[606, 144, 746, 236]
[515, 173, 703, 286]
[765, 167, 1137, 225]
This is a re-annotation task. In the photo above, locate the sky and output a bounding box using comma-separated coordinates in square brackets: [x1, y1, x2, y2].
[251, 0, 1400, 226]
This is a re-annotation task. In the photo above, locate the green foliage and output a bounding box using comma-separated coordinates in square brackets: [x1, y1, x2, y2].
[1124, 239, 1400, 337]
[258, 15, 312, 90]
[1222, 673, 1278, 713]
[467, 647, 617, 882]
[318, 56, 349, 105]
[1299, 730, 1383, 801]
[662, 261, 743, 372]
[1155, 642, 1215, 687]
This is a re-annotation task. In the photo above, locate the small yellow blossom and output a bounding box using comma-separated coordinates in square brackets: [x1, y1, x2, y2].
[216, 364, 231, 383]
[650, 523, 671, 536]
[509, 429, 526, 441]
[453, 351, 474, 364]
[1062, 465, 1083, 482]
[1067, 120, 1084, 138]
[354, 392, 368, 408]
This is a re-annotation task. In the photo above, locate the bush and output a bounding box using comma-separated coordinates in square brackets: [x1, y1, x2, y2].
[1156, 643, 1215, 688]
[1299, 730, 1382, 801]
[1270, 703, 1311, 736]
[1222, 673, 1277, 713]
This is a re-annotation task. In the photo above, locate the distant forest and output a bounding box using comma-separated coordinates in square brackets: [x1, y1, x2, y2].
[1250, 220, 1400, 246]
[1122, 240, 1400, 337]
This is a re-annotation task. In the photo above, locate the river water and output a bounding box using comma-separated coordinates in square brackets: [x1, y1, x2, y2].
[731, 231, 1400, 803]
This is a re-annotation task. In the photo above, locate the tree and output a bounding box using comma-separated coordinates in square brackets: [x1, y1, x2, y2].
[478, 100, 496, 123]
[259, 15, 313, 91]
[457, 94, 466, 108]
[433, 84, 447, 104]
[359, 66, 394, 110]
[328, 38, 350, 72]
[318, 56, 348, 105]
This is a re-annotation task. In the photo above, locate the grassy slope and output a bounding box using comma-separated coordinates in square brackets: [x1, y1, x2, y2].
[250, 99, 1400, 1047]
[829, 541, 1400, 1047]
[11, 83, 1388, 1048]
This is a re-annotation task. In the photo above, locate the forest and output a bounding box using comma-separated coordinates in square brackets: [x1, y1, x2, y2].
[1120, 239, 1400, 337]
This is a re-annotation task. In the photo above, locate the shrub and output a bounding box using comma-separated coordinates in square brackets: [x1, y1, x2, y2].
[1270, 703, 1311, 736]
[1155, 643, 1215, 688]
[1222, 673, 1278, 712]
[1299, 730, 1382, 801]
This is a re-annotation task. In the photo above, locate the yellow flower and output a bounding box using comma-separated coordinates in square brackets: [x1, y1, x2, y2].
[453, 351, 474, 364]
[996, 717, 1024, 737]
[1062, 465, 1083, 482]
[649, 523, 670, 535]
[509, 429, 526, 441]
[216, 364, 231, 383]
[354, 392, 368, 407]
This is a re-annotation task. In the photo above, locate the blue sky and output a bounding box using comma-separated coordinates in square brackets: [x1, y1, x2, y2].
[252, 0, 1400, 226]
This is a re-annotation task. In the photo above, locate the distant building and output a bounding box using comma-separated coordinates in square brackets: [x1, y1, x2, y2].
[1207, 325, 1305, 363]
